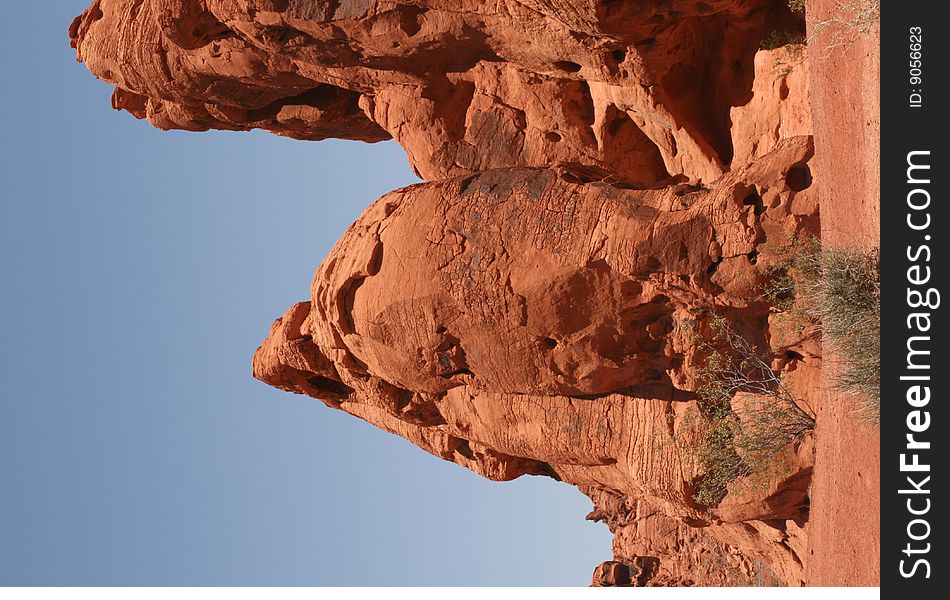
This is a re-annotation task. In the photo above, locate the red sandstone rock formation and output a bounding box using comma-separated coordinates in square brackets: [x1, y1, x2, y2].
[72, 0, 819, 586]
[252, 139, 819, 585]
[71, 0, 806, 185]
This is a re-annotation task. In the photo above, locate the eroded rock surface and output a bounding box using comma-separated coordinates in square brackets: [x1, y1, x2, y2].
[71, 0, 806, 185]
[73, 0, 818, 586]
[252, 139, 819, 585]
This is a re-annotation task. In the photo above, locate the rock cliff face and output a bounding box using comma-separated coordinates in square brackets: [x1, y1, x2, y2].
[73, 0, 818, 586]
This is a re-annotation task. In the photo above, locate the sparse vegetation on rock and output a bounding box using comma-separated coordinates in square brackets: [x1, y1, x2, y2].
[686, 317, 815, 508]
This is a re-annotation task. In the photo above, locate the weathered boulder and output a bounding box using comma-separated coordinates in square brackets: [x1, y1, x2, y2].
[251, 139, 819, 584]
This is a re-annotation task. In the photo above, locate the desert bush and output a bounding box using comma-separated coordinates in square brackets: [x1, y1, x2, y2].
[766, 1, 879, 55]
[812, 247, 881, 420]
[763, 239, 880, 421]
[809, 0, 880, 54]
[687, 317, 815, 507]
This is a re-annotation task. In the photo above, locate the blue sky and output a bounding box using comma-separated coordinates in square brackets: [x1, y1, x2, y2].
[0, 2, 612, 585]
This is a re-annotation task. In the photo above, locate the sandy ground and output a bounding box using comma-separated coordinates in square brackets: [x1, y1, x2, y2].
[804, 0, 881, 586]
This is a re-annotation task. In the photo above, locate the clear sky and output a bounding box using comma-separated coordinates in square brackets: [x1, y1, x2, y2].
[0, 2, 612, 586]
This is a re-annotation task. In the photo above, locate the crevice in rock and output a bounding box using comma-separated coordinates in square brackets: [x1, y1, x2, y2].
[554, 60, 583, 73]
[247, 85, 365, 121]
[306, 375, 355, 398]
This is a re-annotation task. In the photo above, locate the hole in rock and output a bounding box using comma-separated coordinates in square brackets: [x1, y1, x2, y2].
[742, 188, 765, 215]
[398, 6, 425, 37]
[785, 164, 812, 191]
[554, 60, 582, 73]
[455, 439, 476, 459]
[599, 0, 625, 15]
[443, 368, 474, 379]
[307, 375, 356, 398]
